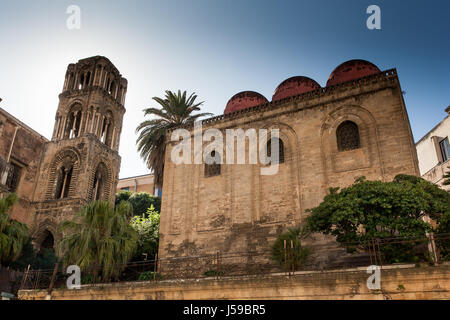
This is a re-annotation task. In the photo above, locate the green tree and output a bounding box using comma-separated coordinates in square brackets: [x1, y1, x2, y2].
[57, 201, 138, 281]
[128, 192, 161, 215]
[136, 90, 212, 188]
[305, 175, 450, 263]
[129, 205, 160, 261]
[271, 226, 311, 271]
[0, 193, 29, 265]
[115, 190, 132, 207]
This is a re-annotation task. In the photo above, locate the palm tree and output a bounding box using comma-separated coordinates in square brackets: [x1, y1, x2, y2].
[57, 200, 138, 282]
[0, 193, 29, 265]
[136, 90, 212, 188]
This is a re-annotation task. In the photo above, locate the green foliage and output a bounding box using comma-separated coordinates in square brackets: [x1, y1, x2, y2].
[0, 193, 29, 265]
[138, 271, 162, 281]
[136, 90, 212, 187]
[128, 192, 161, 215]
[57, 200, 138, 282]
[203, 270, 224, 277]
[81, 274, 96, 285]
[130, 205, 160, 261]
[271, 226, 311, 271]
[305, 175, 450, 263]
[7, 238, 59, 270]
[115, 190, 132, 207]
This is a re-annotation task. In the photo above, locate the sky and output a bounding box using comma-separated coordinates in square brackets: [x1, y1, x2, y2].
[0, 0, 449, 178]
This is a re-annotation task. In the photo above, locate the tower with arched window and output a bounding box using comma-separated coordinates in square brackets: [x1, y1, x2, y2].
[30, 56, 127, 251]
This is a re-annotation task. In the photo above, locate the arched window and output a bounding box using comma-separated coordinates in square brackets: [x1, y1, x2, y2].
[105, 119, 114, 147]
[204, 150, 221, 177]
[100, 112, 114, 146]
[337, 121, 360, 151]
[109, 81, 115, 96]
[55, 164, 73, 199]
[78, 73, 84, 90]
[267, 137, 285, 164]
[91, 163, 108, 201]
[40, 230, 55, 253]
[64, 106, 82, 139]
[47, 149, 79, 200]
[85, 72, 91, 87]
[68, 72, 74, 90]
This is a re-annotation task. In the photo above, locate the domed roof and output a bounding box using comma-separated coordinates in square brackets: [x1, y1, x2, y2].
[272, 76, 321, 101]
[224, 91, 268, 114]
[326, 59, 380, 87]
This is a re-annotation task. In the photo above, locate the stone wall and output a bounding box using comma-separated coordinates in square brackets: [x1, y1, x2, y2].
[0, 107, 48, 225]
[18, 264, 450, 300]
[158, 69, 420, 273]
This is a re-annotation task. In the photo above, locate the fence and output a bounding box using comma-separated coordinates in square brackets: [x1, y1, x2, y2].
[17, 233, 450, 293]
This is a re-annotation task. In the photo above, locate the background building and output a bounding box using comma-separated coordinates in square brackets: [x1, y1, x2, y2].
[116, 173, 161, 197]
[0, 106, 48, 225]
[416, 106, 450, 191]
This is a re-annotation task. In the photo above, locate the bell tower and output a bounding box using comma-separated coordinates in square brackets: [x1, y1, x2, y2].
[31, 56, 127, 248]
[52, 56, 127, 149]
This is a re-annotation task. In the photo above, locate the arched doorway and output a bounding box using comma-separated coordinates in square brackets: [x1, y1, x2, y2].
[39, 230, 55, 254]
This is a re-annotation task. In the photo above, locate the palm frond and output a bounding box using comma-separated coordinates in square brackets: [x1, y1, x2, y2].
[136, 90, 212, 186]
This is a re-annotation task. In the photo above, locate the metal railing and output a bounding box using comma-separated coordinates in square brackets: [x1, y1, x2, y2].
[17, 233, 450, 293]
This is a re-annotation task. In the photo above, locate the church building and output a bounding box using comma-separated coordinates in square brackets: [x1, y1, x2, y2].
[158, 59, 420, 273]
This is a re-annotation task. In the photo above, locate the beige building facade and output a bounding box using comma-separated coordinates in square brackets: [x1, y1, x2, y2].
[416, 107, 450, 190]
[116, 174, 158, 195]
[158, 60, 420, 274]
[0, 107, 48, 226]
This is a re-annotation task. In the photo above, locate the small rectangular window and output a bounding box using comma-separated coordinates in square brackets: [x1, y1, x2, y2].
[121, 187, 130, 191]
[439, 138, 450, 162]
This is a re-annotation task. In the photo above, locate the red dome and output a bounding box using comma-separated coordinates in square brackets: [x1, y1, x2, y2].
[272, 76, 321, 101]
[224, 91, 268, 114]
[326, 59, 380, 87]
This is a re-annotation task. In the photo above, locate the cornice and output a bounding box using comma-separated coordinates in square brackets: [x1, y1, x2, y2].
[168, 69, 398, 133]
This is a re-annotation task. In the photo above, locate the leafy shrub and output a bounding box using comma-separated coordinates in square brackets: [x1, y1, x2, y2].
[130, 206, 160, 261]
[128, 192, 161, 215]
[115, 190, 132, 207]
[203, 270, 224, 277]
[138, 271, 162, 281]
[81, 274, 96, 285]
[271, 226, 311, 271]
